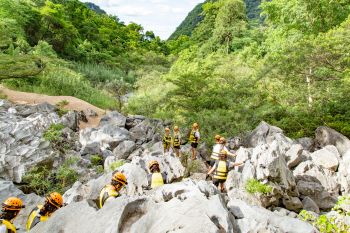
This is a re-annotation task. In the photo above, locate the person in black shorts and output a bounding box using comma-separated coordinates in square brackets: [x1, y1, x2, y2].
[173, 126, 182, 157]
[207, 150, 243, 192]
[188, 123, 200, 160]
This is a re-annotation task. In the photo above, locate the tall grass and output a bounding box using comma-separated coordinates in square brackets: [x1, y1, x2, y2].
[3, 60, 117, 109]
[73, 62, 136, 85]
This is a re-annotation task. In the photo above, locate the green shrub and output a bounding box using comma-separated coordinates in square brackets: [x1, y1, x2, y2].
[22, 157, 79, 195]
[109, 160, 126, 172]
[43, 123, 65, 142]
[90, 155, 103, 166]
[245, 179, 273, 194]
[56, 99, 69, 108]
[298, 210, 350, 233]
[95, 165, 104, 174]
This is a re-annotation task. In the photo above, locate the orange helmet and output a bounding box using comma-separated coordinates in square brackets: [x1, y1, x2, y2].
[215, 135, 221, 141]
[192, 123, 199, 128]
[46, 192, 63, 208]
[148, 160, 159, 170]
[174, 126, 179, 131]
[2, 197, 25, 211]
[112, 172, 128, 186]
[165, 127, 170, 132]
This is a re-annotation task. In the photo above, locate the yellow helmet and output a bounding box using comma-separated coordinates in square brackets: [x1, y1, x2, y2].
[192, 123, 199, 128]
[112, 172, 128, 186]
[215, 135, 221, 141]
[219, 150, 228, 158]
[148, 160, 159, 170]
[46, 192, 63, 208]
[174, 126, 179, 131]
[2, 197, 25, 211]
[165, 127, 170, 132]
[220, 137, 226, 143]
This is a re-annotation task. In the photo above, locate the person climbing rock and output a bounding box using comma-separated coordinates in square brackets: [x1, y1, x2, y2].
[26, 192, 63, 231]
[209, 136, 236, 168]
[99, 172, 127, 209]
[207, 150, 243, 192]
[209, 134, 222, 167]
[0, 197, 25, 233]
[163, 127, 172, 154]
[147, 160, 167, 189]
[189, 123, 200, 160]
[173, 126, 182, 157]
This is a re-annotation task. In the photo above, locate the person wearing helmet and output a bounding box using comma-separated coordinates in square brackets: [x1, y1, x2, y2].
[26, 192, 63, 231]
[147, 160, 167, 189]
[209, 135, 222, 167]
[99, 172, 127, 209]
[172, 126, 182, 157]
[188, 123, 200, 160]
[162, 127, 172, 154]
[0, 197, 25, 233]
[207, 150, 243, 192]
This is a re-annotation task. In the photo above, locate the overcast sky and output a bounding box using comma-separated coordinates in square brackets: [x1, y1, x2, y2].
[81, 0, 204, 39]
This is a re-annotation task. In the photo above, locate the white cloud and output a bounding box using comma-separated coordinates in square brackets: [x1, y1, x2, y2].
[81, 0, 204, 39]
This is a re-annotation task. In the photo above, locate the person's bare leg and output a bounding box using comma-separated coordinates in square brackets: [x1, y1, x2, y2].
[191, 148, 196, 160]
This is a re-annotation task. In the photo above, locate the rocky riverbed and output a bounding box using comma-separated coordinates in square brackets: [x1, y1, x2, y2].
[1, 99, 350, 232]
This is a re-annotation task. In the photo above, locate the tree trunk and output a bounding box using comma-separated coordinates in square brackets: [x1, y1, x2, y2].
[306, 68, 313, 108]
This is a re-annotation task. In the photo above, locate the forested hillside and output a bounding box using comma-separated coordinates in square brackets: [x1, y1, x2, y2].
[169, 0, 262, 40]
[128, 0, 350, 143]
[0, 0, 170, 109]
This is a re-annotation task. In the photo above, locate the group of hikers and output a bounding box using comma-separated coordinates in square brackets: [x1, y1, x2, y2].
[0, 123, 243, 232]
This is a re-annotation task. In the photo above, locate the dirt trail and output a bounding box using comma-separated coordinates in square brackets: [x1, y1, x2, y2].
[0, 85, 106, 129]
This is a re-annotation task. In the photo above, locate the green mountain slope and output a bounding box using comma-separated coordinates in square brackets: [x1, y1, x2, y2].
[168, 0, 262, 40]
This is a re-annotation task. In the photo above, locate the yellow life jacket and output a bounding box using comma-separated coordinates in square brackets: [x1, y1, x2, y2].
[213, 161, 228, 180]
[210, 145, 224, 160]
[0, 219, 16, 233]
[162, 135, 172, 146]
[173, 133, 180, 147]
[151, 173, 164, 188]
[26, 205, 50, 232]
[99, 184, 119, 209]
[189, 130, 198, 143]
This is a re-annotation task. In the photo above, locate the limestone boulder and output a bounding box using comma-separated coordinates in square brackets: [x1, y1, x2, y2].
[311, 145, 339, 172]
[315, 126, 350, 156]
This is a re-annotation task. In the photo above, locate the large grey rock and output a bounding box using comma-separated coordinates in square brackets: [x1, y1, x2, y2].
[228, 199, 316, 233]
[131, 153, 185, 183]
[286, 144, 303, 169]
[302, 196, 320, 214]
[294, 160, 340, 196]
[60, 110, 79, 131]
[315, 126, 350, 156]
[311, 146, 339, 172]
[0, 102, 60, 182]
[295, 137, 314, 151]
[113, 140, 136, 159]
[99, 111, 126, 128]
[129, 119, 163, 145]
[79, 125, 130, 152]
[80, 141, 102, 156]
[282, 196, 303, 212]
[252, 141, 298, 198]
[37, 181, 236, 233]
[244, 121, 293, 152]
[296, 179, 337, 210]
